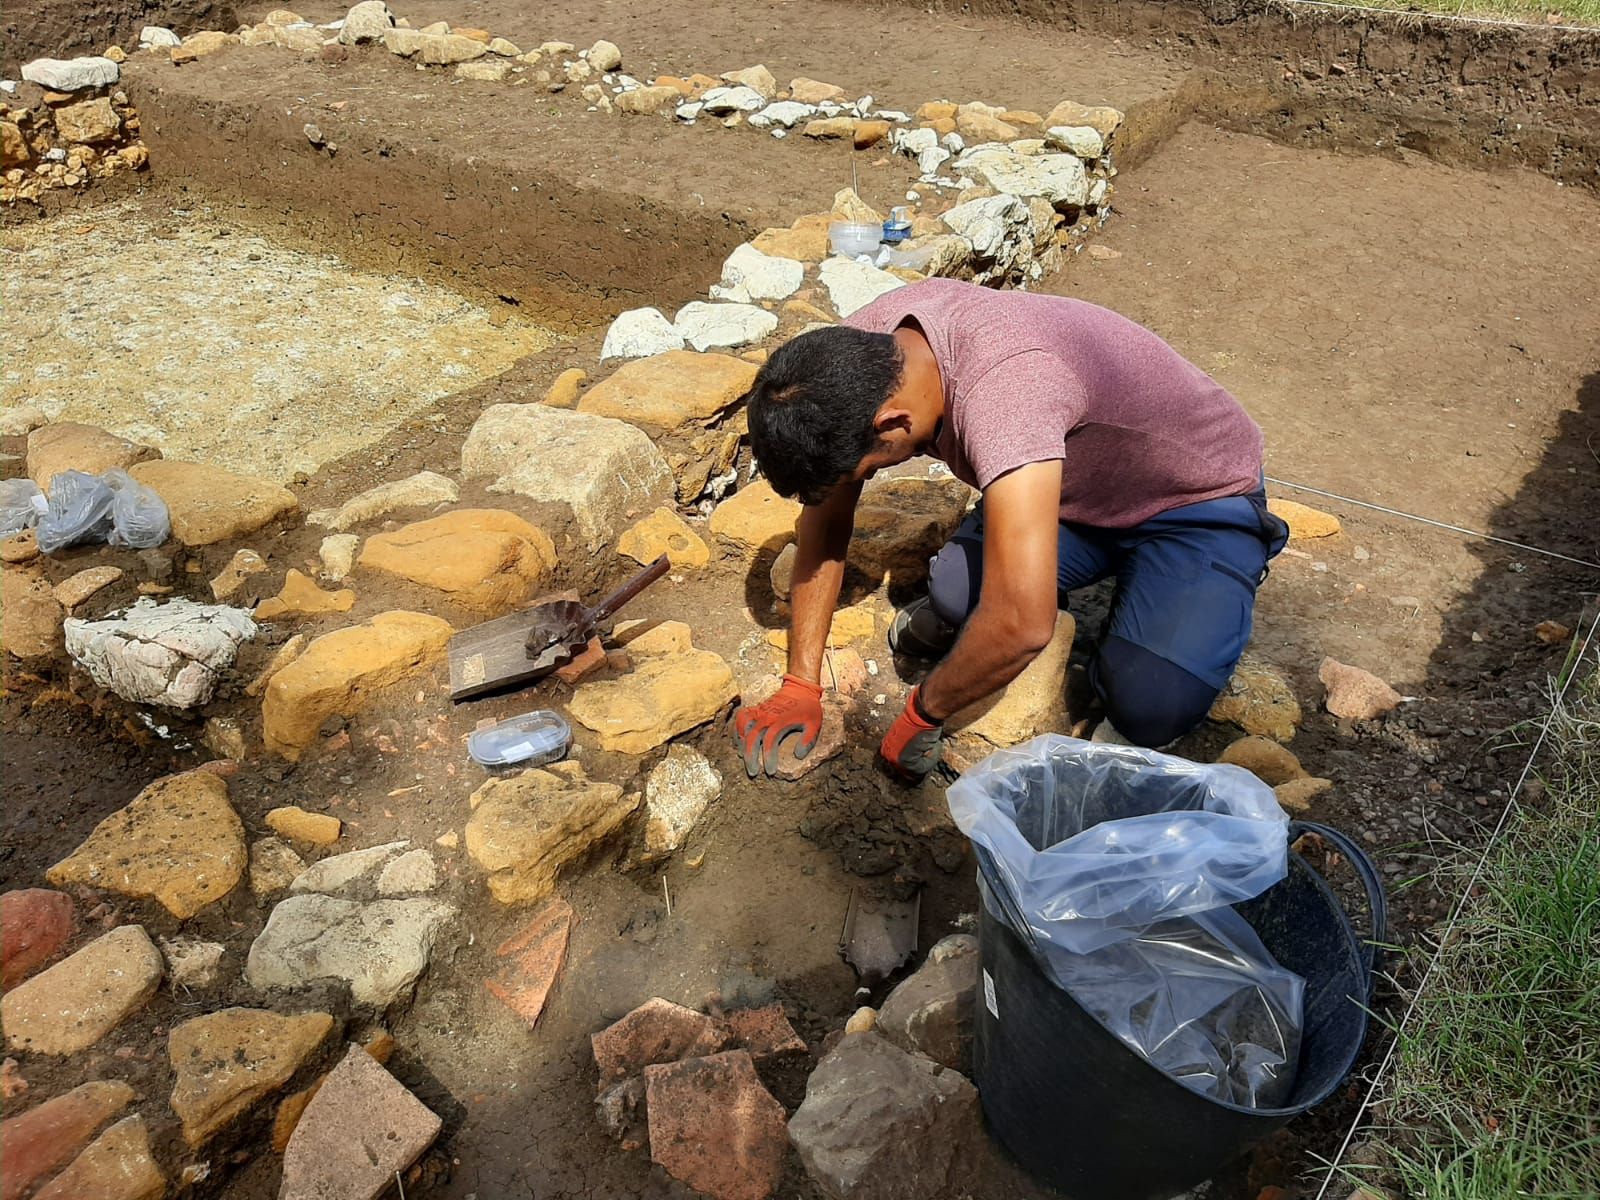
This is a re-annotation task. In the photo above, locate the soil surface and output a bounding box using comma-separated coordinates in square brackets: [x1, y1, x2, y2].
[3, 4, 1599, 1200]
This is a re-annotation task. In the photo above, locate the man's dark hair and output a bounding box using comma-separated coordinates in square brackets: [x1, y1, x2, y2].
[743, 326, 904, 505]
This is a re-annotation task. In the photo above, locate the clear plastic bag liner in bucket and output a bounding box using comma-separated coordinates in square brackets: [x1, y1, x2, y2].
[950, 734, 1305, 1108]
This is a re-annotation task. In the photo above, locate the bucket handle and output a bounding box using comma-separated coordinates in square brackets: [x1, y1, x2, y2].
[1289, 820, 1388, 1003]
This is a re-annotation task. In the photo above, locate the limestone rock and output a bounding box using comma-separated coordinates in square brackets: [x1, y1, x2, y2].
[318, 534, 358, 582]
[289, 841, 408, 897]
[818, 258, 906, 319]
[254, 569, 355, 620]
[950, 612, 1075, 748]
[358, 509, 555, 613]
[941, 193, 1031, 266]
[1045, 124, 1104, 158]
[646, 1050, 788, 1200]
[709, 481, 802, 556]
[580, 349, 756, 437]
[1044, 99, 1123, 138]
[247, 635, 308, 701]
[53, 566, 123, 610]
[47, 770, 245, 919]
[168, 1008, 333, 1145]
[381, 27, 426, 56]
[418, 33, 487, 64]
[845, 1006, 878, 1034]
[748, 100, 816, 130]
[1319, 657, 1403, 720]
[700, 85, 766, 115]
[1269, 498, 1341, 540]
[803, 116, 856, 141]
[337, 0, 393, 44]
[54, 98, 120, 144]
[32, 1114, 164, 1200]
[568, 637, 737, 754]
[766, 603, 876, 651]
[160, 937, 226, 990]
[543, 368, 587, 408]
[601, 307, 684, 360]
[1217, 735, 1306, 786]
[674, 302, 779, 353]
[618, 507, 710, 569]
[592, 997, 733, 1083]
[719, 243, 804, 303]
[307, 470, 459, 531]
[262, 611, 453, 759]
[956, 146, 1088, 208]
[171, 31, 238, 63]
[461, 404, 673, 548]
[0, 1081, 136, 1200]
[1209, 653, 1303, 743]
[487, 36, 521, 55]
[1274, 776, 1333, 813]
[721, 64, 776, 99]
[485, 897, 571, 1027]
[377, 849, 438, 896]
[128, 460, 296, 545]
[790, 77, 846, 104]
[2, 889, 75, 993]
[788, 1032, 980, 1200]
[466, 767, 639, 904]
[2, 926, 162, 1054]
[249, 837, 308, 896]
[20, 57, 118, 91]
[616, 84, 679, 115]
[139, 26, 181, 47]
[457, 58, 510, 81]
[753, 214, 833, 262]
[955, 108, 1018, 144]
[645, 746, 722, 854]
[1, 530, 39, 565]
[832, 187, 882, 224]
[0, 404, 47, 435]
[877, 935, 978, 1071]
[587, 39, 623, 70]
[65, 598, 256, 709]
[245, 894, 455, 1007]
[849, 477, 972, 587]
[210, 549, 267, 602]
[266, 807, 342, 846]
[281, 1043, 441, 1199]
[2, 569, 64, 660]
[27, 422, 158, 490]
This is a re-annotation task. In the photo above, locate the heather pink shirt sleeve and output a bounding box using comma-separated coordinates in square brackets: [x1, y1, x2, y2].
[952, 350, 1087, 490]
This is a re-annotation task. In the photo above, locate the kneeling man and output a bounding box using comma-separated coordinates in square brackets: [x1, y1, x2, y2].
[732, 278, 1287, 778]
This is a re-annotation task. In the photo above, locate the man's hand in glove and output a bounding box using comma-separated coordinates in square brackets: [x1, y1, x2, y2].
[733, 674, 824, 778]
[879, 687, 945, 778]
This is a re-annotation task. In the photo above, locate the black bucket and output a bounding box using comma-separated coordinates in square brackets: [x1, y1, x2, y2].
[973, 821, 1386, 1200]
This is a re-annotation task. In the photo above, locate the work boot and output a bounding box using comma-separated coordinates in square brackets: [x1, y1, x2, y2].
[887, 596, 957, 659]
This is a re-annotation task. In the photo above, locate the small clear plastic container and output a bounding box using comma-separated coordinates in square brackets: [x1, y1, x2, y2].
[829, 221, 882, 259]
[468, 710, 572, 768]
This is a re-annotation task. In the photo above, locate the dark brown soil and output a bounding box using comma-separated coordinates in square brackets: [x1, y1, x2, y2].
[3, 0, 239, 74]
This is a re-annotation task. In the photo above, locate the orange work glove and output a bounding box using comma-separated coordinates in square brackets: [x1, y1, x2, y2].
[879, 687, 944, 778]
[733, 674, 824, 778]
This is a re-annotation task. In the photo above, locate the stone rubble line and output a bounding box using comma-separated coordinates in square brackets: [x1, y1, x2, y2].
[1, 53, 149, 204]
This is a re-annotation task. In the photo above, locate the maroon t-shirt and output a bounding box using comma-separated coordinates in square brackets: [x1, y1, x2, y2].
[848, 279, 1264, 528]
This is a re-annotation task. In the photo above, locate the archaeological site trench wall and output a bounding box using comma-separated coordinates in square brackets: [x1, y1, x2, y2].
[3, 0, 239, 74]
[881, 0, 1600, 186]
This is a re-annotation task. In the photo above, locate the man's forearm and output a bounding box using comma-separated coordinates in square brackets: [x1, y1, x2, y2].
[916, 602, 1051, 720]
[785, 486, 860, 682]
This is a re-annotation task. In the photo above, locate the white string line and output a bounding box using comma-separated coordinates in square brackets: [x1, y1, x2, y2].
[1311, 605, 1600, 1199]
[1265, 476, 1600, 572]
[1271, 0, 1599, 33]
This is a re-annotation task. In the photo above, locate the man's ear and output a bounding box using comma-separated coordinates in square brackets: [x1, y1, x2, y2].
[872, 406, 915, 437]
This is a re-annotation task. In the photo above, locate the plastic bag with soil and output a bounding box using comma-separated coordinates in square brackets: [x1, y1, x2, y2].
[104, 468, 170, 548]
[35, 470, 115, 553]
[949, 734, 1305, 1108]
[0, 478, 46, 539]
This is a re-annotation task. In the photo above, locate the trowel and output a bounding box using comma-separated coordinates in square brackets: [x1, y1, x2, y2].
[447, 555, 671, 701]
[839, 886, 921, 987]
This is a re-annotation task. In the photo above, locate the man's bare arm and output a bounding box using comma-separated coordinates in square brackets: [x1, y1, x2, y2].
[786, 480, 863, 683]
[916, 461, 1062, 719]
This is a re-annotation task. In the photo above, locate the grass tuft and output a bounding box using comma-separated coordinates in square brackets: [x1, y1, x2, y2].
[1363, 621, 1600, 1199]
[1293, 0, 1600, 28]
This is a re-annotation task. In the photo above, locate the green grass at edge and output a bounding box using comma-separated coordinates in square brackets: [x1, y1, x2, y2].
[1298, 0, 1600, 27]
[1364, 658, 1600, 1199]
